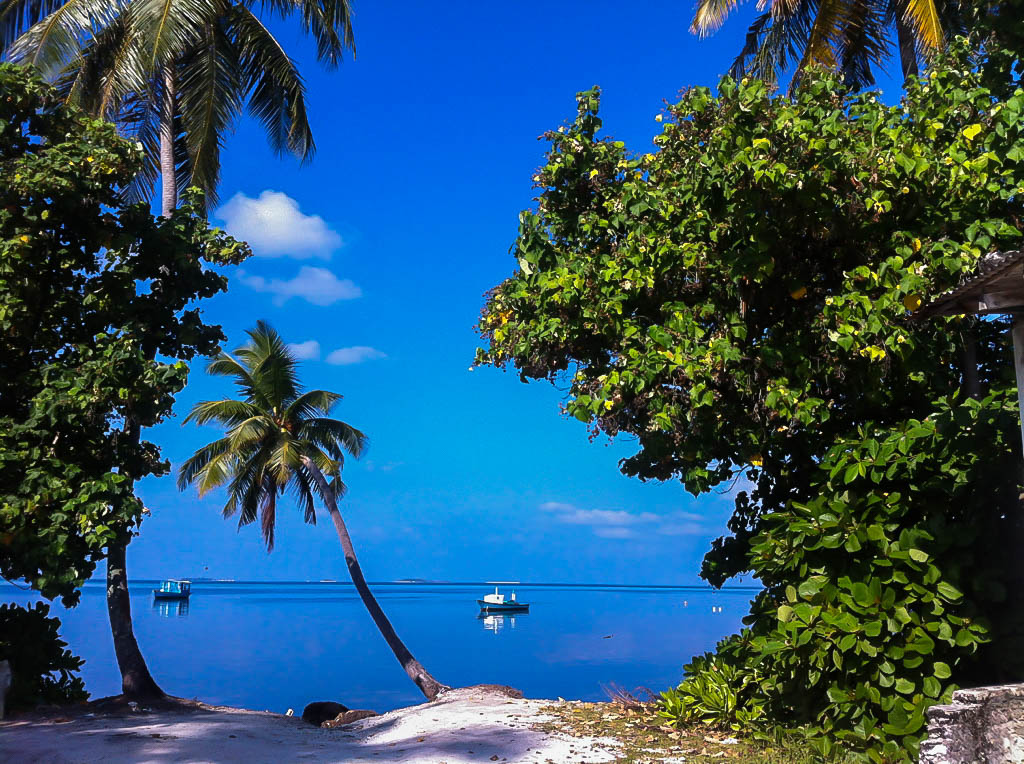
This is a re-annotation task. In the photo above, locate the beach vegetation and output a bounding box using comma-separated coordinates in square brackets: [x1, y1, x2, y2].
[179, 322, 449, 700]
[476, 39, 1024, 759]
[0, 602, 87, 711]
[0, 63, 248, 699]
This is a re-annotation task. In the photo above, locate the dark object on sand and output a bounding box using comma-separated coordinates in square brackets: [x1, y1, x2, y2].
[301, 701, 349, 726]
[321, 709, 378, 728]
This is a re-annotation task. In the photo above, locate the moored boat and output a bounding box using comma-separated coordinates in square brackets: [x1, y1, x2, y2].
[153, 579, 191, 600]
[478, 586, 529, 613]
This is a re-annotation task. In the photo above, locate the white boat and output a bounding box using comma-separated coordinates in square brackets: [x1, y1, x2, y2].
[478, 586, 529, 613]
[153, 579, 191, 600]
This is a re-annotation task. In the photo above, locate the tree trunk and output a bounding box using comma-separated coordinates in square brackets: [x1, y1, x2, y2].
[106, 417, 163, 700]
[106, 535, 163, 700]
[895, 14, 919, 81]
[301, 456, 449, 701]
[159, 63, 177, 218]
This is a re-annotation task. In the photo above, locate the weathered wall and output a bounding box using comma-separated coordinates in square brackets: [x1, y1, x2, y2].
[919, 683, 1024, 763]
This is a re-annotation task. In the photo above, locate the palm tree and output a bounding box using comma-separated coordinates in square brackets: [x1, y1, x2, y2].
[691, 0, 963, 90]
[2, 0, 353, 700]
[178, 322, 448, 700]
[2, 0, 353, 216]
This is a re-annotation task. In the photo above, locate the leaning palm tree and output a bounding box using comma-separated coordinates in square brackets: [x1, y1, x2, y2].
[178, 322, 448, 700]
[2, 0, 353, 216]
[691, 0, 964, 90]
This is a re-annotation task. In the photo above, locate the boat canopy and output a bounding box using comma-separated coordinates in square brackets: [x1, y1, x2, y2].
[157, 579, 191, 594]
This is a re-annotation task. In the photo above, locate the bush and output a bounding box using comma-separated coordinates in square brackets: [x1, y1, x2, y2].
[660, 393, 1024, 761]
[0, 602, 88, 711]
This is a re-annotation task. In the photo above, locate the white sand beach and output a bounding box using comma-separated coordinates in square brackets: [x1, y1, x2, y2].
[0, 687, 622, 764]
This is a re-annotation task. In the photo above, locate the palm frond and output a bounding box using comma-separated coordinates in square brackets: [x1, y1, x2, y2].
[256, 0, 354, 67]
[6, 0, 119, 77]
[227, 4, 314, 160]
[177, 435, 232, 489]
[297, 417, 366, 459]
[176, 17, 242, 206]
[794, 0, 844, 77]
[236, 320, 301, 408]
[898, 0, 941, 55]
[183, 398, 263, 426]
[260, 482, 277, 549]
[0, 0, 71, 48]
[284, 389, 341, 422]
[692, 0, 747, 36]
[290, 463, 318, 524]
[730, 5, 814, 85]
[226, 415, 276, 451]
[838, 0, 889, 88]
[125, 0, 209, 70]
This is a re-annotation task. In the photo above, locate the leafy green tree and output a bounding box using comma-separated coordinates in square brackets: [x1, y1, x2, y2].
[2, 0, 354, 215]
[178, 323, 449, 700]
[691, 0, 962, 89]
[475, 42, 1024, 757]
[0, 63, 248, 698]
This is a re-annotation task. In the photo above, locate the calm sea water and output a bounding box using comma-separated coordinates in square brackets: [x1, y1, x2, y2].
[1, 581, 755, 713]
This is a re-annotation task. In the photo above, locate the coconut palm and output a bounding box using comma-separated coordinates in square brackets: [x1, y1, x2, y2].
[691, 0, 964, 90]
[1, 0, 354, 216]
[178, 322, 448, 700]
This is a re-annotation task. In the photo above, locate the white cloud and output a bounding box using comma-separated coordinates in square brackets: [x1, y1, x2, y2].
[558, 508, 661, 526]
[541, 502, 711, 540]
[595, 527, 637, 539]
[287, 340, 320, 360]
[217, 190, 342, 258]
[240, 266, 361, 306]
[326, 346, 387, 365]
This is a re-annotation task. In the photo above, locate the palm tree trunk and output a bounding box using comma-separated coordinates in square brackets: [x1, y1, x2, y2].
[106, 534, 163, 699]
[301, 456, 449, 701]
[159, 63, 177, 218]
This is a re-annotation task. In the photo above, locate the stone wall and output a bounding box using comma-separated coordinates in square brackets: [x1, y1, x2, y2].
[919, 683, 1024, 763]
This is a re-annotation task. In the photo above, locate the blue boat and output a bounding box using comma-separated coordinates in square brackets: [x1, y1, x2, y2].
[153, 579, 191, 600]
[478, 586, 529, 613]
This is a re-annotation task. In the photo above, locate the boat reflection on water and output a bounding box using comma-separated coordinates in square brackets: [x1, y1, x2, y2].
[478, 612, 526, 634]
[153, 598, 190, 618]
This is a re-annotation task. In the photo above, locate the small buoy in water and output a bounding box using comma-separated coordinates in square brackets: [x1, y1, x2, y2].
[684, 600, 688, 607]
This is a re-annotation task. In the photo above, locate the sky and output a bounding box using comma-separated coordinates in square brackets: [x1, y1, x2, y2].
[127, 0, 906, 586]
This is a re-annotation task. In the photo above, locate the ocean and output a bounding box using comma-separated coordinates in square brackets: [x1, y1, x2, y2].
[1, 581, 755, 713]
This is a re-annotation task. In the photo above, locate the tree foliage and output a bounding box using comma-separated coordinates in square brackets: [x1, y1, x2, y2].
[476, 42, 1024, 757]
[0, 63, 248, 605]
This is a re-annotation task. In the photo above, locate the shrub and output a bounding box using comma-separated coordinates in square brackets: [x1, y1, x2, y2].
[661, 393, 1024, 761]
[0, 602, 88, 711]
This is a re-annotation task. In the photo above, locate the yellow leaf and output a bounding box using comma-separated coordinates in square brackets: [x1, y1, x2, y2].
[962, 124, 982, 141]
[903, 294, 922, 312]
[912, 238, 922, 252]
[750, 455, 763, 467]
[790, 286, 807, 300]
[589, 169, 599, 179]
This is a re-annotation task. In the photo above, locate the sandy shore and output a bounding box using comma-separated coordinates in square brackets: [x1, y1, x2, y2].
[0, 687, 623, 764]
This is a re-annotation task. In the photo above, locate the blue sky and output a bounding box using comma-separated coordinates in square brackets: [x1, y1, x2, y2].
[129, 0, 905, 585]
